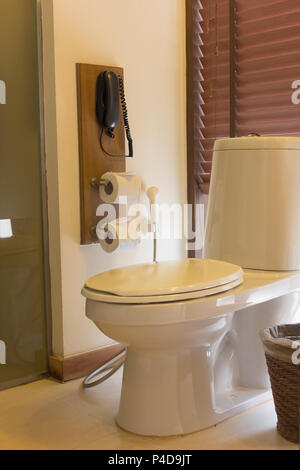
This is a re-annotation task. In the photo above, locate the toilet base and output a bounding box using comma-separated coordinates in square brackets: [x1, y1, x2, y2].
[85, 273, 300, 437]
[116, 344, 271, 437]
[117, 389, 271, 437]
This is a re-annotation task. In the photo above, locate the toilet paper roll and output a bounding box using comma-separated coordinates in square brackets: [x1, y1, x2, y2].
[96, 217, 147, 253]
[100, 172, 141, 204]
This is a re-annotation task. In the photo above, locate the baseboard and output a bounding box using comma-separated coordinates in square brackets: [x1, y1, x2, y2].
[49, 343, 125, 383]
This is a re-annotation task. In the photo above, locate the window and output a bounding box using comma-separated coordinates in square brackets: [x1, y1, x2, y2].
[186, 0, 300, 197]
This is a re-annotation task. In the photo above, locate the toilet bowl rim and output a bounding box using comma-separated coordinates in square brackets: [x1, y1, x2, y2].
[84, 269, 300, 327]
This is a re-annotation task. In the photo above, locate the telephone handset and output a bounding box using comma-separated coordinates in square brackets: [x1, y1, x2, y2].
[96, 71, 133, 158]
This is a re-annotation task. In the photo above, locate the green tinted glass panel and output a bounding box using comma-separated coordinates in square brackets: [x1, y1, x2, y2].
[0, 0, 48, 387]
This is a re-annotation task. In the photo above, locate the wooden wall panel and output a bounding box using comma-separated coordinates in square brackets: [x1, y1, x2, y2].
[76, 63, 126, 245]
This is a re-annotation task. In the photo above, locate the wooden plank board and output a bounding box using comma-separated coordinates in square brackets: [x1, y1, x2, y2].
[76, 63, 126, 245]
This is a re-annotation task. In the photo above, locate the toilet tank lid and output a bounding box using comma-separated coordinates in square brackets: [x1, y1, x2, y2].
[214, 136, 300, 151]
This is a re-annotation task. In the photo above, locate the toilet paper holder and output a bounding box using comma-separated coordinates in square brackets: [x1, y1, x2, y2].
[90, 185, 159, 262]
[90, 177, 113, 196]
[89, 177, 114, 241]
[90, 177, 107, 188]
[89, 173, 142, 241]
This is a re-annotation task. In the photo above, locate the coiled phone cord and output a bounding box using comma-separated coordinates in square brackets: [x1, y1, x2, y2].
[82, 349, 126, 388]
[100, 75, 133, 158]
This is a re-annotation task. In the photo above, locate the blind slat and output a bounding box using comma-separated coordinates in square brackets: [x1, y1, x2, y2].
[236, 79, 298, 99]
[236, 11, 300, 36]
[236, 52, 300, 75]
[237, 95, 296, 112]
[236, 65, 300, 87]
[236, 25, 300, 48]
[237, 106, 300, 124]
[235, 0, 294, 12]
[237, 39, 300, 63]
[237, 0, 300, 22]
[237, 121, 300, 135]
[200, 161, 213, 171]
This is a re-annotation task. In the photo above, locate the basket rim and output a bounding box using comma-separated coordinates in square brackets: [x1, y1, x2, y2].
[260, 323, 300, 350]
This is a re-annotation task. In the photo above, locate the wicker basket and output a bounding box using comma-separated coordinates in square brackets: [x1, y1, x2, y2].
[261, 324, 300, 444]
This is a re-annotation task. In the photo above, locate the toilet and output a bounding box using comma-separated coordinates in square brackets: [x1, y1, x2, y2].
[82, 136, 300, 436]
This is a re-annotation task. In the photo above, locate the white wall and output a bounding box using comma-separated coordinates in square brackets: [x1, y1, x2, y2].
[42, 0, 187, 357]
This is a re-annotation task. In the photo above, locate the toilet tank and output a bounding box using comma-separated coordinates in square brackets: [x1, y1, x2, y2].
[204, 136, 300, 271]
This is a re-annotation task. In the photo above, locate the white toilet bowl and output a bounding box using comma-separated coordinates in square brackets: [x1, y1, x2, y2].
[82, 136, 300, 436]
[82, 259, 300, 436]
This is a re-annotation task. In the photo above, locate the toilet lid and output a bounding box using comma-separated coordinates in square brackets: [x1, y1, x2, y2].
[83, 259, 243, 302]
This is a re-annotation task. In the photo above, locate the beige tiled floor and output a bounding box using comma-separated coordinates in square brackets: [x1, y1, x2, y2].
[0, 369, 298, 450]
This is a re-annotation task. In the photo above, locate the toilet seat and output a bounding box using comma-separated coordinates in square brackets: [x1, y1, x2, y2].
[82, 259, 243, 304]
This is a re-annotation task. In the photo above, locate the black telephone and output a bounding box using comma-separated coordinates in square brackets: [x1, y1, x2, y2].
[96, 71, 133, 158]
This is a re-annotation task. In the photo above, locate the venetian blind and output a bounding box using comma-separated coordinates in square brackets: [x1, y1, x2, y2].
[191, 0, 300, 194]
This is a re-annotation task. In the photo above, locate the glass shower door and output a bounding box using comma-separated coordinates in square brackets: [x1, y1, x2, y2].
[0, 0, 48, 388]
